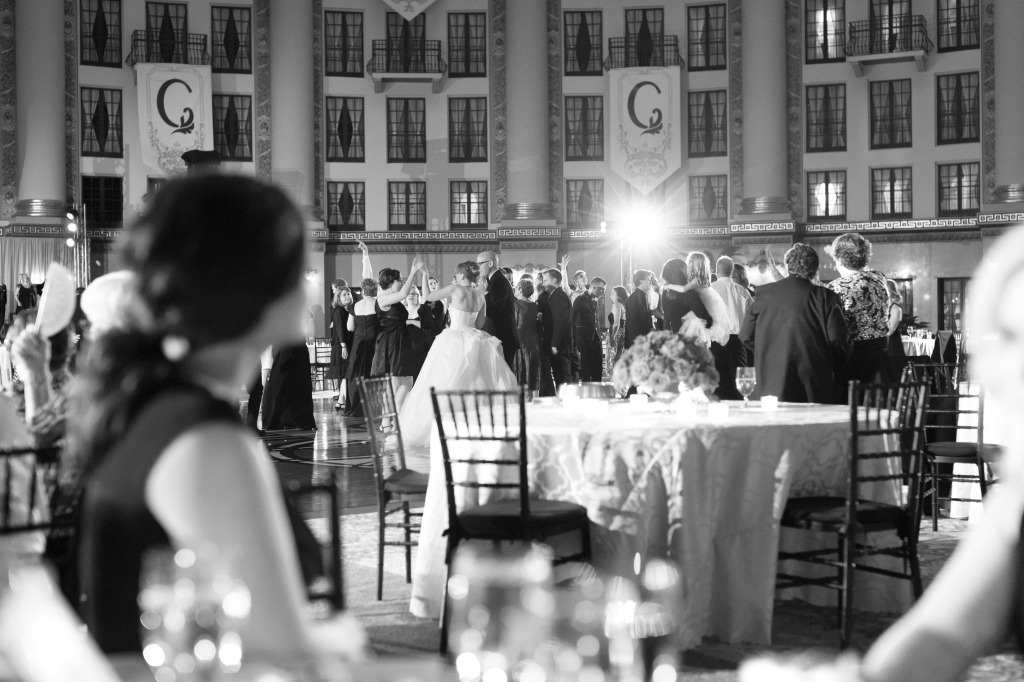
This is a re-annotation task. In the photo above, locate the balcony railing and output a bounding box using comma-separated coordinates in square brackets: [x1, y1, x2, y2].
[604, 36, 682, 70]
[125, 29, 210, 67]
[846, 15, 932, 57]
[367, 39, 447, 75]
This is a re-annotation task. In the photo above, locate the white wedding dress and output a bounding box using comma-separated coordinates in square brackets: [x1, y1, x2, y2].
[679, 285, 735, 347]
[398, 306, 519, 450]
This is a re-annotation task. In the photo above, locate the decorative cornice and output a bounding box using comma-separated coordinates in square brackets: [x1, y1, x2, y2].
[0, 0, 16, 219]
[981, 227, 1010, 239]
[312, 0, 323, 221]
[64, 0, 79, 205]
[547, 0, 563, 226]
[497, 240, 558, 250]
[253, 0, 272, 181]
[804, 217, 978, 233]
[497, 226, 560, 238]
[489, 0, 508, 224]
[733, 234, 794, 246]
[978, 211, 1024, 224]
[4, 224, 67, 237]
[805, 230, 981, 245]
[730, 222, 795, 233]
[331, 230, 497, 243]
[981, 0, 995, 204]
[785, 0, 802, 221]
[727, 0, 743, 216]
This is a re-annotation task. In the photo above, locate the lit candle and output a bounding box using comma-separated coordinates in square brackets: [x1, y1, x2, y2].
[629, 393, 648, 405]
[761, 395, 779, 411]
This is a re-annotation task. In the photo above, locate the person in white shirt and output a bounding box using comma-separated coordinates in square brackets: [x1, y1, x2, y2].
[710, 256, 753, 399]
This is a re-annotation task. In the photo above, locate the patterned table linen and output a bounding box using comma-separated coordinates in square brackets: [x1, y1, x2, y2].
[410, 401, 902, 648]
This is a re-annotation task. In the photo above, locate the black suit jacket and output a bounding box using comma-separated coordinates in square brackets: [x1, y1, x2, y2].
[546, 287, 572, 352]
[624, 289, 652, 348]
[739, 276, 851, 404]
[571, 293, 599, 344]
[484, 270, 519, 362]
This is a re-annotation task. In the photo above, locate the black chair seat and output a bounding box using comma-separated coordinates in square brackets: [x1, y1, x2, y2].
[926, 440, 1002, 463]
[782, 496, 906, 533]
[383, 468, 429, 494]
[458, 499, 589, 537]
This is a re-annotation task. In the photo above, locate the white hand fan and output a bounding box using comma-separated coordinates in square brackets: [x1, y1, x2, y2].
[33, 263, 76, 337]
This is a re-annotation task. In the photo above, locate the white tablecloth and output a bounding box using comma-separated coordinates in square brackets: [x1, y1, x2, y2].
[902, 336, 935, 356]
[410, 400, 906, 648]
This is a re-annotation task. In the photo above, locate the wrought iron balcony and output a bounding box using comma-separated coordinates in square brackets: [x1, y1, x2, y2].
[846, 16, 932, 75]
[604, 36, 682, 70]
[125, 29, 210, 67]
[367, 39, 447, 92]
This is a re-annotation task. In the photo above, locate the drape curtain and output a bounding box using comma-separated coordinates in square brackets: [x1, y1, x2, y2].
[0, 238, 76, 318]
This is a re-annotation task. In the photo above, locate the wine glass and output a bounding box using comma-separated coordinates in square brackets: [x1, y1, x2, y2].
[736, 368, 757, 408]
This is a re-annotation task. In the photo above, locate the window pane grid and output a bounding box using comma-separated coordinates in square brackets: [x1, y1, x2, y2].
[625, 9, 665, 66]
[81, 87, 123, 158]
[450, 181, 488, 227]
[870, 79, 912, 149]
[326, 97, 365, 162]
[211, 6, 251, 73]
[938, 0, 979, 50]
[688, 175, 727, 221]
[938, 277, 968, 332]
[212, 94, 252, 160]
[871, 167, 912, 218]
[145, 2, 188, 63]
[82, 176, 123, 229]
[806, 84, 846, 152]
[449, 98, 487, 162]
[688, 90, 727, 157]
[564, 11, 603, 75]
[81, 0, 122, 66]
[387, 99, 426, 163]
[938, 162, 980, 216]
[566, 180, 604, 229]
[937, 72, 979, 144]
[565, 96, 604, 161]
[687, 4, 726, 71]
[807, 170, 847, 220]
[325, 11, 364, 77]
[448, 13, 486, 77]
[327, 181, 365, 229]
[805, 0, 845, 62]
[388, 182, 426, 229]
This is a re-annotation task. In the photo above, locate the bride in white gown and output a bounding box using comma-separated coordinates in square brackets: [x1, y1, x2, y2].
[398, 261, 519, 449]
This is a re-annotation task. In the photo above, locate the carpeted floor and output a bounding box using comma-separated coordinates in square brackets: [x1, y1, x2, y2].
[331, 512, 1024, 680]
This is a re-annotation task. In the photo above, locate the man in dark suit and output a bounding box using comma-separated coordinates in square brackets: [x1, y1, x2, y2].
[537, 285, 556, 397]
[477, 250, 519, 370]
[0, 282, 6, 329]
[739, 243, 851, 404]
[541, 268, 572, 388]
[572, 276, 606, 381]
[624, 269, 654, 348]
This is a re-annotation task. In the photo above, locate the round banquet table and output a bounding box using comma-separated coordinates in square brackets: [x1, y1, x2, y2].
[902, 336, 935, 357]
[410, 399, 909, 649]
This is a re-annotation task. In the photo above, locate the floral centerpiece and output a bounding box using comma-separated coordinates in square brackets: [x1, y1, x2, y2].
[611, 329, 719, 396]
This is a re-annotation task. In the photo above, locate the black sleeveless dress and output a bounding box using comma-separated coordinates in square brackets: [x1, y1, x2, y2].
[371, 301, 418, 377]
[344, 311, 380, 416]
[78, 384, 239, 653]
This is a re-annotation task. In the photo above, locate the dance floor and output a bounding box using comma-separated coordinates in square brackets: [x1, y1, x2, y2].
[250, 396, 1024, 679]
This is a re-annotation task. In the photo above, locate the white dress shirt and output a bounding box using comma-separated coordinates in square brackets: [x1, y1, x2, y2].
[710, 277, 753, 335]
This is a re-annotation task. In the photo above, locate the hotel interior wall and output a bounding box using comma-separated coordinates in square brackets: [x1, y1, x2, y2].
[3, 1, 1016, 335]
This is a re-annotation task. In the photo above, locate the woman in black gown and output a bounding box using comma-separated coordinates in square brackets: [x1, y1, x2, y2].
[71, 174, 364, 659]
[328, 281, 353, 409]
[343, 277, 379, 417]
[659, 258, 711, 332]
[370, 261, 425, 415]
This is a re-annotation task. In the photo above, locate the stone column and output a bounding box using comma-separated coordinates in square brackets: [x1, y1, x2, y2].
[738, 0, 790, 216]
[502, 0, 553, 222]
[269, 0, 315, 214]
[991, 0, 1024, 202]
[14, 0, 65, 216]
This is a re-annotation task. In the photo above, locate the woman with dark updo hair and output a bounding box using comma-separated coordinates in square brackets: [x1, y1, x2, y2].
[344, 241, 380, 417]
[72, 175, 365, 659]
[369, 258, 426, 418]
[397, 260, 517, 455]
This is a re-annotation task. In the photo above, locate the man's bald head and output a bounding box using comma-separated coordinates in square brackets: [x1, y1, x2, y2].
[477, 250, 498, 280]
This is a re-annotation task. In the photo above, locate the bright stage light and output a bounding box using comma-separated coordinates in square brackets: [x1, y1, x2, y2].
[623, 205, 663, 242]
[599, 221, 607, 234]
[65, 237, 75, 248]
[68, 222, 78, 232]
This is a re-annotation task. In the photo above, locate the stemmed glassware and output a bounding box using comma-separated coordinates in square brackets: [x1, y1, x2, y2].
[736, 368, 757, 408]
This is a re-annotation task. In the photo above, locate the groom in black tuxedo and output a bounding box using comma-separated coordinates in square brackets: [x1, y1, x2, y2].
[477, 250, 519, 369]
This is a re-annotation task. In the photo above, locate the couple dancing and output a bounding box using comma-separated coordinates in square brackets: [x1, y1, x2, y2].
[398, 253, 518, 448]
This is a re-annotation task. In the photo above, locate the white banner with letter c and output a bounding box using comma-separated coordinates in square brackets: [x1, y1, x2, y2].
[135, 63, 214, 175]
[608, 66, 682, 195]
